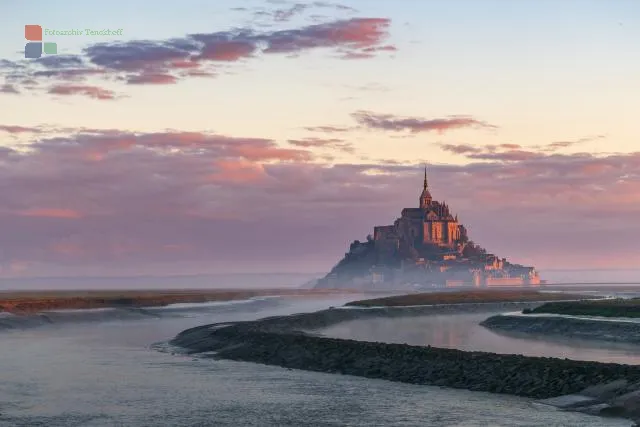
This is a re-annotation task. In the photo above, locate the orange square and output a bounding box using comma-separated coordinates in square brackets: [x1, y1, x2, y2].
[25, 25, 42, 41]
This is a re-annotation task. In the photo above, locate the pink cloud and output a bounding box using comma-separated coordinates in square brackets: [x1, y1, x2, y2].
[207, 159, 265, 184]
[439, 144, 482, 154]
[126, 73, 177, 85]
[18, 208, 83, 219]
[441, 137, 611, 163]
[1, 14, 393, 99]
[353, 111, 496, 133]
[196, 41, 257, 61]
[48, 84, 116, 100]
[0, 127, 638, 276]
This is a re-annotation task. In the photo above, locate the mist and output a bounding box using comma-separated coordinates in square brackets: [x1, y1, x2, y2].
[0, 272, 322, 291]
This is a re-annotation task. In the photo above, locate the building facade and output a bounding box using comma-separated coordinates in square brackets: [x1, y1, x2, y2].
[374, 167, 465, 256]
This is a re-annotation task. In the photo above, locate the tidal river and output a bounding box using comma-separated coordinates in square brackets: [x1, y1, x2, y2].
[0, 296, 633, 426]
[321, 310, 640, 365]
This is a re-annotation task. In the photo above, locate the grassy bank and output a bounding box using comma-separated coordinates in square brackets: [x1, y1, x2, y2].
[526, 298, 640, 318]
[346, 290, 593, 307]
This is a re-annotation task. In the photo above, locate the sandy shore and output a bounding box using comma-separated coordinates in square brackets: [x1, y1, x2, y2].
[0, 288, 365, 315]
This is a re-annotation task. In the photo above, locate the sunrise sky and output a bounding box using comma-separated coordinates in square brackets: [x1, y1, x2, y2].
[0, 0, 638, 278]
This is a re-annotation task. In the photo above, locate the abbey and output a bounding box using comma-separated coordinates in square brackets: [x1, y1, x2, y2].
[315, 166, 541, 290]
[374, 167, 465, 255]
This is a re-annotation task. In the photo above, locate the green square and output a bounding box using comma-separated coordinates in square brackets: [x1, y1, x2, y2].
[43, 42, 57, 54]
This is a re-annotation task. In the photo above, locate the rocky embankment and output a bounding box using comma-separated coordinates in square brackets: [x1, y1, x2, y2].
[481, 314, 640, 345]
[171, 302, 640, 424]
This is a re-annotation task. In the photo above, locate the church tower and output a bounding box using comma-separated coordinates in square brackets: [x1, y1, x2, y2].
[419, 165, 432, 209]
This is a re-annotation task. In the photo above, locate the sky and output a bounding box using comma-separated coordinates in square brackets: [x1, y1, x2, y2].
[0, 0, 639, 278]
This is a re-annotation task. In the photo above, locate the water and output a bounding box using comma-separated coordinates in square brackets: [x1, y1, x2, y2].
[321, 311, 640, 365]
[0, 297, 633, 426]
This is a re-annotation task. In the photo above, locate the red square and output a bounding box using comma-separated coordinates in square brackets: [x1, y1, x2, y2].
[25, 25, 42, 41]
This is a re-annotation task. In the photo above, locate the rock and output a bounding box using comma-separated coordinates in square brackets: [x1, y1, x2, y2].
[610, 389, 640, 411]
[580, 379, 629, 400]
[577, 403, 612, 415]
[538, 394, 598, 409]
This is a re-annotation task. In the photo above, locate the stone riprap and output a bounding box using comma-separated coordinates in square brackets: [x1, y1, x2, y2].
[171, 302, 640, 403]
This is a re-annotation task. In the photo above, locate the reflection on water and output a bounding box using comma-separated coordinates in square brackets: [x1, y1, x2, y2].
[321, 312, 640, 365]
[0, 299, 634, 426]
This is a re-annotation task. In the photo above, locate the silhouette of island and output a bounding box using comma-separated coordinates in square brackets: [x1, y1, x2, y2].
[316, 166, 540, 290]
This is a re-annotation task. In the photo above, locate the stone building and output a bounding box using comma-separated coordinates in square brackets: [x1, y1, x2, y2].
[373, 167, 465, 261]
[315, 166, 541, 289]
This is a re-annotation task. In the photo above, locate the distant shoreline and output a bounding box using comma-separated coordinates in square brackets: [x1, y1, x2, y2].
[0, 288, 366, 315]
[345, 289, 594, 307]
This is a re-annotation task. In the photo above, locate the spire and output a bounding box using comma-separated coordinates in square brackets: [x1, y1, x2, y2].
[423, 164, 428, 190]
[419, 164, 432, 209]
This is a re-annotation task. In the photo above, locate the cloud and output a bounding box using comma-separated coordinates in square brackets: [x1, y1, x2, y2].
[352, 111, 497, 133]
[288, 137, 354, 153]
[255, 1, 358, 23]
[0, 59, 23, 69]
[439, 144, 482, 155]
[48, 84, 117, 100]
[0, 84, 19, 94]
[304, 125, 354, 133]
[0, 126, 638, 275]
[2, 15, 393, 100]
[33, 68, 107, 81]
[262, 18, 391, 54]
[126, 73, 177, 85]
[0, 125, 43, 134]
[467, 150, 543, 162]
[35, 55, 85, 69]
[273, 3, 309, 21]
[440, 136, 609, 162]
[542, 135, 606, 152]
[18, 208, 83, 219]
[195, 40, 257, 61]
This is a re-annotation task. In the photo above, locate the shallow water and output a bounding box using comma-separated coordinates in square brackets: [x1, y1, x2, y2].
[0, 297, 632, 426]
[321, 311, 640, 365]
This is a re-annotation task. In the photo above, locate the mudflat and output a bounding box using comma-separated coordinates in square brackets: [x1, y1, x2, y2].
[345, 289, 594, 307]
[0, 288, 361, 314]
[171, 300, 640, 425]
[526, 298, 640, 318]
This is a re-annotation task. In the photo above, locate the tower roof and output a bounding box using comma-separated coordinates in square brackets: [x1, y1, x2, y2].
[419, 164, 432, 207]
[420, 187, 432, 200]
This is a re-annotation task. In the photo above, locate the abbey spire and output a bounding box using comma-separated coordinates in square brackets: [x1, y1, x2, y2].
[423, 165, 428, 190]
[419, 164, 432, 209]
